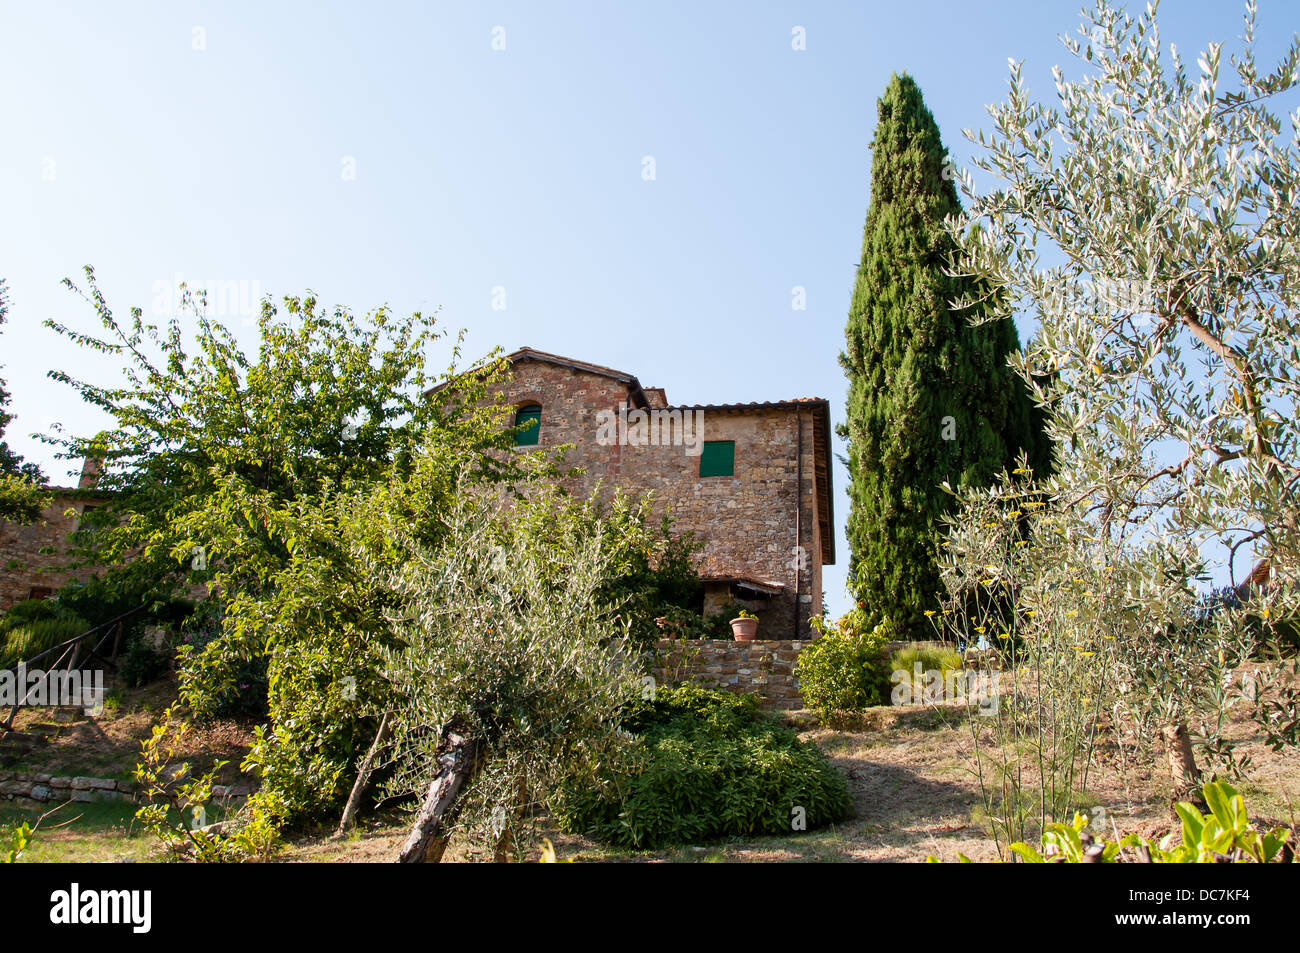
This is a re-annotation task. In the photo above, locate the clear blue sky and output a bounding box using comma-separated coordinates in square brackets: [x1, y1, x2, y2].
[0, 1, 1287, 618]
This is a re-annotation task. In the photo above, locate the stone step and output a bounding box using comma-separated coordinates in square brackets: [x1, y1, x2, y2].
[22, 722, 66, 739]
[0, 731, 47, 751]
[48, 706, 87, 724]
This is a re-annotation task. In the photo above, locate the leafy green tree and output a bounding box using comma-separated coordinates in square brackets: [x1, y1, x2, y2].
[839, 74, 1048, 638]
[43, 267, 523, 603]
[43, 268, 545, 819]
[0, 279, 49, 523]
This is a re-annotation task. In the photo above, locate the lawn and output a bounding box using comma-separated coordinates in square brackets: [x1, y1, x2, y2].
[1, 799, 151, 863]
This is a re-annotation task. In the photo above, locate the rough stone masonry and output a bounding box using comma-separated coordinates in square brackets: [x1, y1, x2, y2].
[652, 638, 807, 710]
[475, 347, 835, 642]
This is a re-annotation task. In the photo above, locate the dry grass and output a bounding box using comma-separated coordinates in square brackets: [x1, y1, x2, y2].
[279, 687, 1300, 863]
[3, 676, 255, 784]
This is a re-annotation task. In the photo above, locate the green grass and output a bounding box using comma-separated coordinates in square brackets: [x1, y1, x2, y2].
[1, 799, 149, 863]
[0, 618, 88, 669]
[890, 645, 964, 676]
[1, 798, 237, 863]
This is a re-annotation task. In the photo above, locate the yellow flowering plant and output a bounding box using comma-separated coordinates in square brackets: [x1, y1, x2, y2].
[932, 460, 1260, 857]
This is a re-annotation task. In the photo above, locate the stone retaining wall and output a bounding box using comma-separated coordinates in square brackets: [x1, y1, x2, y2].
[0, 769, 251, 811]
[652, 638, 807, 710]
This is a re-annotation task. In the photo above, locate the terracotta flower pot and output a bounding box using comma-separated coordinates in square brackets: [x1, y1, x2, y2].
[730, 617, 759, 641]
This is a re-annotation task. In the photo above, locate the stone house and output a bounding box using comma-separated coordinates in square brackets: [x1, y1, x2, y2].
[480, 348, 835, 639]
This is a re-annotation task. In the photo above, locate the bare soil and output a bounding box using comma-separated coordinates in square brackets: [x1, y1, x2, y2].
[3, 676, 255, 784]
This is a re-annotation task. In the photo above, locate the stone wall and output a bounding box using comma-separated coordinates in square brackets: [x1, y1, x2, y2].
[0, 768, 251, 810]
[0, 490, 106, 611]
[652, 637, 807, 710]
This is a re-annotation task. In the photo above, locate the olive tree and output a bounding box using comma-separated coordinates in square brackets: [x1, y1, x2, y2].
[944, 0, 1300, 796]
[934, 463, 1255, 848]
[379, 487, 649, 862]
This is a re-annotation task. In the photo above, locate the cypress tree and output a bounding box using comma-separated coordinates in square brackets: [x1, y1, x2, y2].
[838, 73, 1050, 639]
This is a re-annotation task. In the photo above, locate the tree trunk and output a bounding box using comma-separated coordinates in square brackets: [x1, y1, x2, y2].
[397, 720, 478, 864]
[333, 711, 393, 840]
[1161, 722, 1201, 799]
[492, 781, 528, 862]
[493, 826, 514, 863]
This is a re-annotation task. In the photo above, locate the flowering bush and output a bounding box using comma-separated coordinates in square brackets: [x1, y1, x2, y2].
[933, 463, 1260, 853]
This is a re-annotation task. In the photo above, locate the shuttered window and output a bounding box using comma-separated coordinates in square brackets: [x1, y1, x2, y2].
[514, 406, 542, 446]
[699, 440, 735, 477]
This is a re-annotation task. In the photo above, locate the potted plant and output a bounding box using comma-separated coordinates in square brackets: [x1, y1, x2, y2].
[730, 609, 759, 641]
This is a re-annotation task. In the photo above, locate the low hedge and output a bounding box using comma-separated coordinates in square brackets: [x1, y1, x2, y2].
[556, 685, 852, 848]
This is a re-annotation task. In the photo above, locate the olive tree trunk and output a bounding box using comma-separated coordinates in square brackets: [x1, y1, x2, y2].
[1161, 722, 1201, 798]
[396, 720, 479, 864]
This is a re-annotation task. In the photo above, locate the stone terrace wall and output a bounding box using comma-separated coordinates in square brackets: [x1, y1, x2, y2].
[652, 638, 806, 710]
[0, 769, 252, 810]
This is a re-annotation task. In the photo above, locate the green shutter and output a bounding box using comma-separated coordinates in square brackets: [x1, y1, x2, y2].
[514, 407, 541, 446]
[699, 440, 735, 477]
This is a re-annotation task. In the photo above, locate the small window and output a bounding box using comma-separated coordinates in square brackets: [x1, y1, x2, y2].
[514, 405, 542, 446]
[699, 440, 735, 477]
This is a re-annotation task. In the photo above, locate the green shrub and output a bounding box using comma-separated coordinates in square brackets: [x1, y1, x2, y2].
[1003, 781, 1292, 864]
[890, 645, 964, 678]
[118, 636, 170, 688]
[0, 616, 88, 668]
[796, 611, 895, 720]
[556, 685, 852, 848]
[101, 688, 126, 715]
[0, 597, 82, 634]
